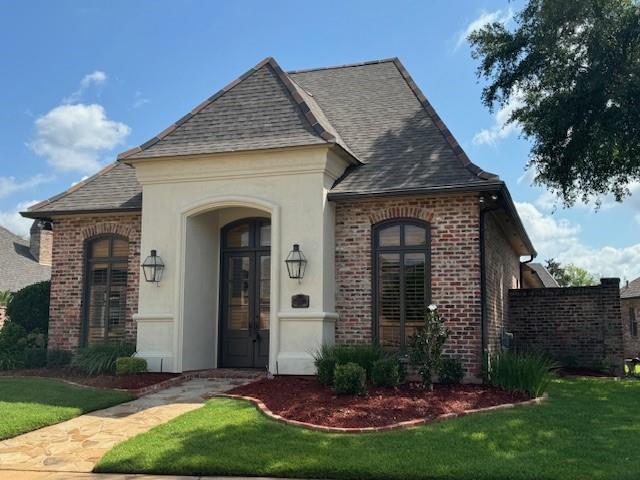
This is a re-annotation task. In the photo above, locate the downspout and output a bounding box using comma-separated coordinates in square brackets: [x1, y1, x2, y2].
[520, 255, 534, 289]
[479, 195, 501, 380]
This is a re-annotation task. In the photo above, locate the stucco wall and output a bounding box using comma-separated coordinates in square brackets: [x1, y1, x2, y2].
[508, 278, 624, 373]
[483, 212, 520, 356]
[48, 214, 141, 351]
[621, 297, 640, 358]
[334, 194, 483, 378]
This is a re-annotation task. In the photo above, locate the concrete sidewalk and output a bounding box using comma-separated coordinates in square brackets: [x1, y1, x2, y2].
[0, 377, 254, 474]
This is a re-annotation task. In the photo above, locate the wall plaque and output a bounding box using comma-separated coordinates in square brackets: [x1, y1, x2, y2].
[291, 294, 310, 308]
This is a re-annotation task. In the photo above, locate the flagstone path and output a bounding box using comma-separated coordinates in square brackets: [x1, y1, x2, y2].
[0, 376, 258, 474]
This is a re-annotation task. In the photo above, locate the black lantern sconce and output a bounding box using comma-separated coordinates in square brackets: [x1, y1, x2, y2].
[142, 250, 165, 285]
[285, 244, 307, 282]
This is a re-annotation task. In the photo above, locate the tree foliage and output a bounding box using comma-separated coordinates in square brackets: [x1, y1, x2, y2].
[545, 258, 598, 286]
[469, 0, 640, 206]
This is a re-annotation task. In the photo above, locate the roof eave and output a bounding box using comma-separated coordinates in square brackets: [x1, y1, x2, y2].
[21, 207, 141, 221]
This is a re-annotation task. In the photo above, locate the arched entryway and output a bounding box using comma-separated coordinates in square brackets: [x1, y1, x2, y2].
[219, 217, 271, 368]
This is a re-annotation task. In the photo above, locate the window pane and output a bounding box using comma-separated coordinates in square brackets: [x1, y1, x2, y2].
[228, 256, 250, 330]
[259, 255, 270, 330]
[87, 263, 108, 345]
[404, 253, 426, 340]
[112, 238, 129, 258]
[90, 239, 109, 258]
[378, 253, 401, 347]
[378, 225, 400, 247]
[404, 224, 426, 246]
[106, 263, 128, 340]
[260, 222, 271, 247]
[226, 223, 250, 248]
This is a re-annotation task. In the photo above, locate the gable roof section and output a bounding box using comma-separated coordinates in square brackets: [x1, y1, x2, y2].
[0, 226, 50, 292]
[526, 263, 560, 288]
[621, 277, 640, 299]
[23, 162, 141, 219]
[119, 57, 356, 161]
[289, 58, 501, 197]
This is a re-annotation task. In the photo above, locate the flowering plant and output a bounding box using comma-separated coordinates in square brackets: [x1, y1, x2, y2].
[408, 304, 450, 389]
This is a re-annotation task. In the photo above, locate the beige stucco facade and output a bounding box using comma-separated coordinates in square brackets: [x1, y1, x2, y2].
[130, 145, 352, 374]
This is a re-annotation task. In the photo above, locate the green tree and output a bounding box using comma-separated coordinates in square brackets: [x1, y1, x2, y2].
[545, 258, 598, 286]
[469, 0, 640, 206]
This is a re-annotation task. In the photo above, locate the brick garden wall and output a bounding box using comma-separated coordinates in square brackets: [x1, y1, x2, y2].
[621, 297, 640, 358]
[334, 194, 483, 378]
[48, 213, 141, 351]
[483, 212, 520, 356]
[508, 278, 624, 374]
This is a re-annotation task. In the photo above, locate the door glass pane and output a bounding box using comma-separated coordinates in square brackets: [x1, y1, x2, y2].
[405, 224, 426, 246]
[404, 253, 426, 340]
[259, 255, 270, 330]
[378, 253, 401, 347]
[91, 239, 109, 258]
[259, 222, 271, 247]
[107, 263, 128, 340]
[378, 225, 400, 247]
[226, 223, 250, 248]
[227, 256, 250, 330]
[112, 238, 129, 258]
[87, 263, 108, 345]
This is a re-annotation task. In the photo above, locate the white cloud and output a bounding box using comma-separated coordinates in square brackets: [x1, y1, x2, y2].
[455, 8, 513, 50]
[30, 103, 130, 174]
[132, 90, 150, 109]
[516, 201, 640, 279]
[472, 90, 524, 145]
[63, 70, 107, 104]
[0, 200, 39, 238]
[0, 174, 53, 199]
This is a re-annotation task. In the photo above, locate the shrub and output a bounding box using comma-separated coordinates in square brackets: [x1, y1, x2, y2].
[313, 344, 384, 385]
[0, 322, 27, 370]
[24, 348, 47, 368]
[116, 356, 148, 375]
[487, 351, 556, 397]
[6, 281, 50, 333]
[0, 290, 12, 307]
[371, 355, 403, 387]
[333, 362, 367, 395]
[313, 346, 337, 386]
[72, 342, 136, 375]
[408, 304, 450, 389]
[47, 349, 73, 367]
[439, 357, 465, 384]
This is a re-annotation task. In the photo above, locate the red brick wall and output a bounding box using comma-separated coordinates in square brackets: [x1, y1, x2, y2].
[334, 194, 483, 377]
[48, 214, 141, 351]
[621, 297, 640, 358]
[483, 212, 520, 356]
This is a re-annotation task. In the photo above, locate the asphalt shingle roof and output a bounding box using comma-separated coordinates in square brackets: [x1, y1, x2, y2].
[25, 57, 506, 218]
[0, 226, 50, 292]
[621, 277, 640, 299]
[527, 263, 560, 288]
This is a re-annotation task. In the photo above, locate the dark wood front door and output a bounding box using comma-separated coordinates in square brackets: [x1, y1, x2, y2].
[220, 219, 270, 368]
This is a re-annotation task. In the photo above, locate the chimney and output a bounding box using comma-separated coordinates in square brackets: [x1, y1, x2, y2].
[30, 220, 53, 266]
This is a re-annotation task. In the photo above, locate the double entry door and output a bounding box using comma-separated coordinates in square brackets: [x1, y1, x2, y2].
[219, 218, 270, 368]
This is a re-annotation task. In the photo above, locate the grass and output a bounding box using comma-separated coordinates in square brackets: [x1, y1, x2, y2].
[96, 377, 640, 480]
[0, 377, 133, 440]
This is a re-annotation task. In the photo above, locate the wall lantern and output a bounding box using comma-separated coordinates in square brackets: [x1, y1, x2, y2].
[285, 244, 307, 282]
[142, 249, 165, 284]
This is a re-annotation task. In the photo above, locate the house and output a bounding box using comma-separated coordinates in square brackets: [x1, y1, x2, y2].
[0, 222, 52, 327]
[522, 262, 559, 288]
[22, 57, 535, 380]
[621, 278, 640, 358]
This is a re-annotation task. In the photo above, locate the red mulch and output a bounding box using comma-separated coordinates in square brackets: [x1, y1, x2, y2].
[0, 367, 179, 391]
[229, 376, 529, 428]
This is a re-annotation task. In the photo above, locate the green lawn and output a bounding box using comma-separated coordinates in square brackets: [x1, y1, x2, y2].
[96, 378, 639, 480]
[0, 377, 133, 440]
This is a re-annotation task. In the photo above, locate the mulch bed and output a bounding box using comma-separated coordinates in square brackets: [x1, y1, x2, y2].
[229, 376, 529, 428]
[0, 367, 179, 391]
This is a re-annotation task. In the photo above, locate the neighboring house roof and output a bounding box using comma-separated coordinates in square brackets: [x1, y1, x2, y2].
[21, 57, 534, 254]
[621, 277, 640, 299]
[525, 263, 560, 288]
[0, 226, 50, 292]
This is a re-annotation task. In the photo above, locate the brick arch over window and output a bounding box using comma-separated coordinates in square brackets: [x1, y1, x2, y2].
[368, 207, 434, 225]
[80, 222, 134, 241]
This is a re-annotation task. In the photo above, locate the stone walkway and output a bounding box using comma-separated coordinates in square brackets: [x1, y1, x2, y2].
[1, 472, 297, 480]
[0, 376, 257, 474]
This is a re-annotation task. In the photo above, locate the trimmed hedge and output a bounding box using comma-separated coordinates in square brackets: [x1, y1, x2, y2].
[116, 357, 148, 375]
[333, 362, 367, 395]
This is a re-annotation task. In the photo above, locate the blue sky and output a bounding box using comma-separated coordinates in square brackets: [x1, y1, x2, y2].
[1, 0, 639, 280]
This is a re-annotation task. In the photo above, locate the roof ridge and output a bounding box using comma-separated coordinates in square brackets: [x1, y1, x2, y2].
[119, 57, 349, 161]
[287, 58, 397, 74]
[390, 58, 499, 182]
[28, 162, 119, 212]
